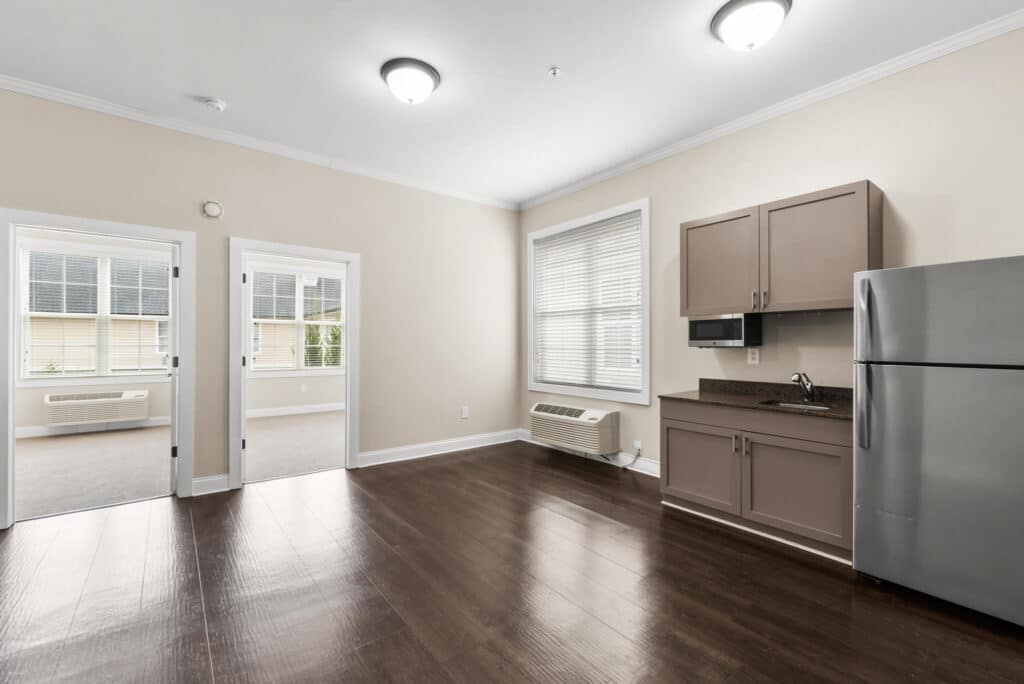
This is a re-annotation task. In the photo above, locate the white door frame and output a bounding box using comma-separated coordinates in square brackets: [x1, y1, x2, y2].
[228, 237, 360, 489]
[0, 208, 197, 529]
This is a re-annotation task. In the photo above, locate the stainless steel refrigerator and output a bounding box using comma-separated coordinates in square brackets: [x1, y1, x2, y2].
[853, 255, 1024, 626]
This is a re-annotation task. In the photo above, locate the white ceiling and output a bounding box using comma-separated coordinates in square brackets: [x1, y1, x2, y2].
[1, 1, 1022, 207]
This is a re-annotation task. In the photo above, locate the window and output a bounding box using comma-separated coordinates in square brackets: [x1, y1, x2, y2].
[303, 276, 343, 369]
[24, 253, 100, 376]
[528, 200, 649, 405]
[20, 248, 172, 380]
[250, 269, 344, 372]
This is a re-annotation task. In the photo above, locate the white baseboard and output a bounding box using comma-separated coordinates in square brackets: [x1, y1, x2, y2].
[246, 402, 345, 419]
[358, 429, 522, 468]
[519, 430, 660, 478]
[191, 474, 232, 497]
[660, 500, 851, 566]
[15, 416, 170, 439]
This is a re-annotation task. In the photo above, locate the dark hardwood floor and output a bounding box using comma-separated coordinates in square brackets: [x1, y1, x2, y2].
[1, 440, 1022, 683]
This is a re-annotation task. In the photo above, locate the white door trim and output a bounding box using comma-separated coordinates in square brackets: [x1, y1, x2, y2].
[0, 208, 197, 529]
[228, 237, 361, 489]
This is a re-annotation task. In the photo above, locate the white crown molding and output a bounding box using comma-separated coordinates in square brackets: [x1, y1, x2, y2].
[520, 9, 1024, 209]
[0, 74, 516, 211]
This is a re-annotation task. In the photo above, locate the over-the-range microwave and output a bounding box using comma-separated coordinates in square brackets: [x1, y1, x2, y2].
[688, 313, 763, 348]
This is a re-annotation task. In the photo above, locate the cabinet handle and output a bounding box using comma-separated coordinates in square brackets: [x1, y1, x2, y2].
[752, 291, 758, 311]
[732, 434, 737, 453]
[762, 290, 768, 308]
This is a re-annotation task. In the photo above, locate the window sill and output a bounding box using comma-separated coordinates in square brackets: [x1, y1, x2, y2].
[248, 369, 345, 379]
[527, 380, 650, 406]
[16, 374, 170, 389]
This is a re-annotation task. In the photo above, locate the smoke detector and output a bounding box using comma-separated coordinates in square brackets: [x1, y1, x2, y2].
[199, 97, 227, 112]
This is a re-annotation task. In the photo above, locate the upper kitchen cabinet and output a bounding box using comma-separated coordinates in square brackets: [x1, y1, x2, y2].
[679, 181, 882, 317]
[680, 206, 760, 317]
[759, 181, 883, 312]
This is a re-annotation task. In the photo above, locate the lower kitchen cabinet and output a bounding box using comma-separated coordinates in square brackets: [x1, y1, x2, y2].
[741, 432, 852, 550]
[662, 420, 741, 515]
[660, 398, 853, 557]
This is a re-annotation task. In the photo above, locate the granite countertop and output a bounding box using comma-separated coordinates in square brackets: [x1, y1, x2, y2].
[660, 378, 853, 421]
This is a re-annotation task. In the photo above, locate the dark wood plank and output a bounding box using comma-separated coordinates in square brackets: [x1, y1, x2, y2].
[1, 440, 1022, 683]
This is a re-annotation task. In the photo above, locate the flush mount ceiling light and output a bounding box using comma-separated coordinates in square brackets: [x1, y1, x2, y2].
[380, 57, 441, 104]
[711, 0, 792, 52]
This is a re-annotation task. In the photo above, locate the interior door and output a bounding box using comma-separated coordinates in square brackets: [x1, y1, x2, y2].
[759, 181, 868, 312]
[854, 363, 1024, 626]
[680, 208, 759, 316]
[168, 245, 180, 494]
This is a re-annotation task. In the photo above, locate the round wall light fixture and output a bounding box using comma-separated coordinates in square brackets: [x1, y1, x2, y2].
[380, 57, 441, 104]
[711, 0, 792, 52]
[201, 200, 223, 219]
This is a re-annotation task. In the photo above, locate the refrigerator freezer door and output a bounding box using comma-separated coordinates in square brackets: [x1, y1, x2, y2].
[854, 255, 1024, 366]
[854, 363, 1024, 626]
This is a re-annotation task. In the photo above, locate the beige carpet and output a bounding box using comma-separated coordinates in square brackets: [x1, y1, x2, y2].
[244, 411, 346, 482]
[15, 426, 172, 520]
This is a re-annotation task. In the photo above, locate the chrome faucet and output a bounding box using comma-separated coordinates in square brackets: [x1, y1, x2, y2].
[791, 372, 815, 402]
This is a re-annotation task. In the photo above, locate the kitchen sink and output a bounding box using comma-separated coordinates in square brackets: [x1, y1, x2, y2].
[759, 399, 832, 411]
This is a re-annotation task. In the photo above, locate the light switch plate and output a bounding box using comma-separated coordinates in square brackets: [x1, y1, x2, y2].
[461, 406, 470, 420]
[747, 347, 760, 365]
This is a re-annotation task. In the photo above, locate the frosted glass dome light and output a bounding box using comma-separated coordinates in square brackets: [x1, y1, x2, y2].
[711, 0, 792, 52]
[381, 58, 441, 104]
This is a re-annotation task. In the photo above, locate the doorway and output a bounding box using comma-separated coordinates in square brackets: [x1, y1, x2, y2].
[1, 209, 196, 528]
[229, 239, 359, 486]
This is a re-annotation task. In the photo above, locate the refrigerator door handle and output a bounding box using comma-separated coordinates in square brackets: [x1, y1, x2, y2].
[856, 364, 871, 449]
[856, 277, 872, 361]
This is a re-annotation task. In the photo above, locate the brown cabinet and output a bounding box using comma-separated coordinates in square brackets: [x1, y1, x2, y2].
[662, 419, 741, 515]
[679, 207, 760, 316]
[680, 181, 882, 317]
[741, 432, 852, 550]
[660, 398, 853, 557]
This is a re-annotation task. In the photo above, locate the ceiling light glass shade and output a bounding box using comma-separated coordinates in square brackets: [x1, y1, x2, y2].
[711, 0, 792, 51]
[380, 58, 441, 104]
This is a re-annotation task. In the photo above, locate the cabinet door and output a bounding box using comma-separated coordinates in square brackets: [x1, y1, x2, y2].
[741, 432, 852, 549]
[662, 419, 741, 515]
[680, 207, 759, 317]
[759, 181, 871, 312]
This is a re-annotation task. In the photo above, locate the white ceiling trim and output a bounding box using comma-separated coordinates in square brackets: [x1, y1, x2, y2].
[0, 73, 517, 210]
[520, 9, 1024, 210]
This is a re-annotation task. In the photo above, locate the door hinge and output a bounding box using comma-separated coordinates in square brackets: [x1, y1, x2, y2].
[242, 272, 247, 284]
[171, 446, 178, 459]
[172, 265, 180, 278]
[242, 356, 247, 367]
[242, 439, 246, 450]
[172, 356, 179, 368]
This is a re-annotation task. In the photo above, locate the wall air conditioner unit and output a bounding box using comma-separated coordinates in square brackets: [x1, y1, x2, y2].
[45, 390, 149, 428]
[529, 402, 619, 456]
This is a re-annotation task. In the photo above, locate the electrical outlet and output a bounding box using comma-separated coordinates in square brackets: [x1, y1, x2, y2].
[747, 347, 760, 365]
[460, 405, 470, 420]
[633, 440, 642, 451]
[300, 383, 308, 393]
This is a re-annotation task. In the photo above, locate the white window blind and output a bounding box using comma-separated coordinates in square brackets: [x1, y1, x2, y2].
[21, 250, 171, 379]
[533, 209, 643, 395]
[249, 270, 344, 372]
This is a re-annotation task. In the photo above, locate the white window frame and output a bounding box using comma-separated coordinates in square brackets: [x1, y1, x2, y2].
[15, 236, 173, 386]
[527, 198, 650, 406]
[246, 257, 345, 377]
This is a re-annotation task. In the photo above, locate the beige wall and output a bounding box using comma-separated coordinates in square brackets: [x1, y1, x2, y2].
[1, 90, 520, 477]
[16, 382, 171, 428]
[520, 30, 1024, 465]
[246, 374, 345, 412]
